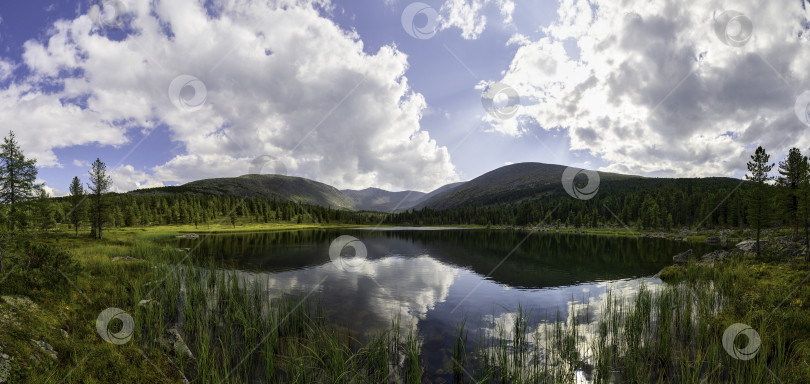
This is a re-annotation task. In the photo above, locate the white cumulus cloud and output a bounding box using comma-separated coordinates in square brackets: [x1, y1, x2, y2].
[486, 0, 810, 177]
[2, 0, 459, 191]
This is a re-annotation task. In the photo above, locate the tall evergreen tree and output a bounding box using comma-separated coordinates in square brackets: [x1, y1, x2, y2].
[34, 189, 56, 231]
[798, 153, 810, 261]
[88, 158, 112, 240]
[746, 146, 774, 257]
[0, 131, 40, 231]
[777, 147, 804, 237]
[68, 176, 86, 237]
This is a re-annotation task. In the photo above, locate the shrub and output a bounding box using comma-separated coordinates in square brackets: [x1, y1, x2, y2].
[0, 242, 79, 295]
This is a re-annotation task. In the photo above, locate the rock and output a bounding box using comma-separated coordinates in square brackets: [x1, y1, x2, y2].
[30, 340, 57, 360]
[138, 299, 156, 308]
[175, 233, 199, 240]
[0, 296, 38, 310]
[160, 328, 195, 361]
[673, 249, 695, 265]
[706, 237, 721, 244]
[0, 345, 12, 384]
[700, 250, 729, 265]
[60, 329, 69, 339]
[778, 243, 806, 259]
[111, 256, 146, 262]
[736, 239, 768, 254]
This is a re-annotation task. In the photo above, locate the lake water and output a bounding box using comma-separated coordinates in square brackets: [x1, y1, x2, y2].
[178, 228, 716, 381]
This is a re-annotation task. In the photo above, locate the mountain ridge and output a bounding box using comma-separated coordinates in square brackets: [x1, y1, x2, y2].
[126, 162, 741, 213]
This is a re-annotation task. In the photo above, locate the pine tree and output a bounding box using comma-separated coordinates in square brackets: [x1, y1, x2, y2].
[777, 147, 804, 237]
[88, 158, 113, 240]
[0, 131, 41, 231]
[34, 189, 56, 231]
[68, 176, 86, 237]
[798, 153, 810, 261]
[746, 146, 774, 257]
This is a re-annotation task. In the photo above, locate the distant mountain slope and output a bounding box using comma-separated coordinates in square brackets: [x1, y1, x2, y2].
[420, 181, 465, 202]
[341, 181, 466, 212]
[417, 162, 639, 210]
[340, 188, 426, 212]
[130, 174, 355, 209]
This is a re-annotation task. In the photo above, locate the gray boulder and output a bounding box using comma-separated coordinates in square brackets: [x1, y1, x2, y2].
[736, 240, 768, 254]
[673, 249, 695, 265]
[700, 250, 729, 265]
[30, 340, 57, 360]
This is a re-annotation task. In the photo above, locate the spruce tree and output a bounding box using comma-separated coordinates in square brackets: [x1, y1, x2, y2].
[68, 176, 86, 237]
[0, 131, 41, 231]
[35, 189, 56, 231]
[746, 146, 774, 257]
[777, 147, 804, 237]
[798, 153, 810, 261]
[88, 158, 112, 240]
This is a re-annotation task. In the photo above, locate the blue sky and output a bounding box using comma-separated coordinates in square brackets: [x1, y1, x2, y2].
[0, 0, 808, 195]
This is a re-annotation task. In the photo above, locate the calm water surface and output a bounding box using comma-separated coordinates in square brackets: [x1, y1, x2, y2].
[178, 228, 716, 381]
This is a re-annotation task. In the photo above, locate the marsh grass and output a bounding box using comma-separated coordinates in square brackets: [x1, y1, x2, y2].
[127, 261, 426, 384]
[451, 259, 795, 383]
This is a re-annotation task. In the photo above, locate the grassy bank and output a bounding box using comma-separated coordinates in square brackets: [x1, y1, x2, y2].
[1, 224, 809, 383]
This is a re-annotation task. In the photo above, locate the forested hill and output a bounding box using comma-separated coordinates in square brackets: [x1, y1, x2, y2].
[129, 174, 355, 209]
[387, 174, 748, 229]
[121, 163, 749, 231]
[417, 162, 639, 209]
